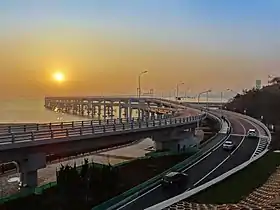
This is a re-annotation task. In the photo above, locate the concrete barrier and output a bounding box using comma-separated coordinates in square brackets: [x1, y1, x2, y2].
[146, 112, 271, 210]
[92, 112, 229, 210]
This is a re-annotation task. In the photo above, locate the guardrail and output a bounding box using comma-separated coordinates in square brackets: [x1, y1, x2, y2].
[147, 149, 269, 210]
[0, 117, 156, 134]
[146, 112, 270, 210]
[92, 113, 228, 210]
[226, 111, 272, 146]
[0, 100, 195, 134]
[0, 114, 206, 145]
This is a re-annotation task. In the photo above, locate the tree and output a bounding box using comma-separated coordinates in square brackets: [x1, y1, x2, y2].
[269, 76, 280, 84]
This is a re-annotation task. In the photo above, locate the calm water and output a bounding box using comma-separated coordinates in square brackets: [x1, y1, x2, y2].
[0, 99, 86, 123]
[0, 97, 227, 124]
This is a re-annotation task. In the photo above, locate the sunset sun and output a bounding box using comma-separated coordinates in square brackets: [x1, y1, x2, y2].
[53, 72, 65, 82]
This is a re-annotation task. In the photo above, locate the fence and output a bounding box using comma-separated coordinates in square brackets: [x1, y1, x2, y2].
[0, 114, 206, 145]
[0, 112, 212, 207]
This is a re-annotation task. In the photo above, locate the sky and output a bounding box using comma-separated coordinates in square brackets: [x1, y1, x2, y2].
[0, 0, 279, 99]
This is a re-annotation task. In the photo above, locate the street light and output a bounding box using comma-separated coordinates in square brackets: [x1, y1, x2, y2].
[138, 70, 148, 98]
[221, 88, 238, 117]
[176, 82, 184, 100]
[227, 88, 240, 95]
[197, 89, 212, 129]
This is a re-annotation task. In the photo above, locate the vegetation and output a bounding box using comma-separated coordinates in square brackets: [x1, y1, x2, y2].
[187, 82, 280, 204]
[188, 151, 280, 204]
[225, 83, 280, 125]
[0, 153, 190, 210]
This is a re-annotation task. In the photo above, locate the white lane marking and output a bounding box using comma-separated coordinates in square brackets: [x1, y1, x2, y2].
[116, 184, 161, 210]
[241, 118, 262, 156]
[117, 129, 232, 209]
[118, 132, 232, 209]
[230, 134, 246, 137]
[182, 134, 231, 172]
[116, 117, 233, 209]
[192, 118, 247, 187]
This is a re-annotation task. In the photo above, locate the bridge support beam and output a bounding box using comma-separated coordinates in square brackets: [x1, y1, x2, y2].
[153, 127, 202, 152]
[19, 153, 46, 189]
[118, 101, 122, 119]
[128, 99, 132, 121]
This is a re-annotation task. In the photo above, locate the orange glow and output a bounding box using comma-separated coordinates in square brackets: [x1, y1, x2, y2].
[53, 72, 65, 82]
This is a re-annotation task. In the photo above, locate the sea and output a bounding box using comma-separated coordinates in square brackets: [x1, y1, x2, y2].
[0, 96, 228, 124]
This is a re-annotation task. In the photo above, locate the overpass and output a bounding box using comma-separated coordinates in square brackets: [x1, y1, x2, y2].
[183, 101, 226, 108]
[0, 96, 206, 190]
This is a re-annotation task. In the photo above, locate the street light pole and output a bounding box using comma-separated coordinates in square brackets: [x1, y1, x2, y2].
[220, 91, 223, 117]
[196, 89, 211, 129]
[138, 70, 148, 98]
[176, 82, 184, 100]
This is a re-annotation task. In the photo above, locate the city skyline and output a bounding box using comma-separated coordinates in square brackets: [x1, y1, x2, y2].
[0, 0, 279, 98]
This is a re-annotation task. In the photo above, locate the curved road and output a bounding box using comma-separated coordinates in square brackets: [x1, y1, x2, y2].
[117, 112, 267, 210]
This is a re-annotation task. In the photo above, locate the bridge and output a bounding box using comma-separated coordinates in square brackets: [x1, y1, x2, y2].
[0, 96, 206, 190]
[183, 101, 226, 107]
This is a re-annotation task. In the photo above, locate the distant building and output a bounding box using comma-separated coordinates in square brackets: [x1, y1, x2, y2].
[256, 80, 261, 90]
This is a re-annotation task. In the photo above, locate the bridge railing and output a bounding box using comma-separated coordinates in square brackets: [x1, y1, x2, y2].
[0, 114, 206, 145]
[0, 117, 170, 134]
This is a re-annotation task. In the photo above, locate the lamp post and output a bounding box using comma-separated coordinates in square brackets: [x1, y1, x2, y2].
[176, 82, 184, 100]
[197, 89, 212, 129]
[220, 91, 223, 117]
[138, 70, 148, 98]
[227, 88, 240, 95]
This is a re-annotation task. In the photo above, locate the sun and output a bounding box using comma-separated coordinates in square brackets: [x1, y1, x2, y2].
[53, 72, 65, 82]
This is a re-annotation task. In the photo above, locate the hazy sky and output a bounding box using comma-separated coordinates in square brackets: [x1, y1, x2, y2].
[0, 0, 279, 98]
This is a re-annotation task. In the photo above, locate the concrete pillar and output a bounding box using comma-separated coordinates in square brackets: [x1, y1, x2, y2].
[91, 103, 95, 118]
[103, 100, 106, 120]
[81, 104, 85, 116]
[153, 128, 198, 152]
[87, 102, 90, 116]
[118, 102, 122, 119]
[124, 101, 128, 119]
[19, 153, 46, 189]
[138, 108, 141, 120]
[145, 110, 149, 120]
[151, 112, 155, 120]
[97, 104, 101, 120]
[141, 109, 145, 121]
[110, 102, 114, 119]
[128, 99, 132, 121]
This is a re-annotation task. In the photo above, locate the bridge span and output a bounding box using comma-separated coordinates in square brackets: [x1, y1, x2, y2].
[0, 96, 206, 191]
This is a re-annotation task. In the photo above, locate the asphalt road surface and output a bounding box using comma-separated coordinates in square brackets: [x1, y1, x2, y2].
[117, 112, 267, 210]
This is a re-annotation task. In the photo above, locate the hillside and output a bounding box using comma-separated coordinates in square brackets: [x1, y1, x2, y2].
[225, 84, 280, 125]
[225, 84, 280, 149]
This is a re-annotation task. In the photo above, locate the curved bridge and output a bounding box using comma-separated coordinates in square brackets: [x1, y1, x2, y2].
[0, 96, 205, 190]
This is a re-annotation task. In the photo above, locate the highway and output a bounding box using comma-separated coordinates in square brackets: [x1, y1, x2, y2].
[116, 112, 267, 210]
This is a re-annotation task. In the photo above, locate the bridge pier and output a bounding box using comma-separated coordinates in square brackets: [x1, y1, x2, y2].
[128, 99, 132, 120]
[44, 96, 183, 121]
[153, 127, 202, 152]
[18, 153, 46, 189]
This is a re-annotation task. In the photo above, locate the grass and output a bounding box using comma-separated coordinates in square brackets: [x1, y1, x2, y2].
[187, 151, 280, 204]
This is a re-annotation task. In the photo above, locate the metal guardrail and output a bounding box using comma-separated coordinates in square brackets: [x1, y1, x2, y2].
[0, 118, 152, 134]
[148, 149, 269, 210]
[0, 114, 206, 145]
[147, 112, 271, 210]
[91, 113, 227, 210]
[0, 98, 194, 134]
